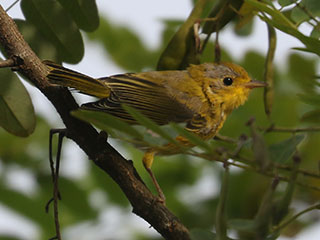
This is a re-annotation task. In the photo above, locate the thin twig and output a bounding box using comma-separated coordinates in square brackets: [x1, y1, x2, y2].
[234, 153, 320, 183]
[214, 29, 221, 63]
[215, 126, 320, 180]
[272, 202, 320, 234]
[194, 16, 218, 54]
[5, 0, 20, 12]
[292, 0, 319, 25]
[264, 126, 320, 133]
[215, 161, 229, 239]
[0, 58, 15, 68]
[193, 20, 201, 52]
[190, 151, 320, 192]
[275, 162, 319, 179]
[263, 22, 276, 117]
[214, 134, 238, 144]
[48, 129, 65, 240]
[53, 132, 64, 240]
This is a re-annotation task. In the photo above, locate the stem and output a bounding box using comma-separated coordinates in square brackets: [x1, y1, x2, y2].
[0, 58, 15, 68]
[190, 152, 320, 192]
[263, 22, 276, 116]
[5, 0, 20, 12]
[272, 203, 320, 233]
[265, 126, 320, 133]
[216, 162, 229, 240]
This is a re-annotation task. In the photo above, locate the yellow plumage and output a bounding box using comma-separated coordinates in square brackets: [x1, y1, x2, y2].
[44, 60, 266, 202]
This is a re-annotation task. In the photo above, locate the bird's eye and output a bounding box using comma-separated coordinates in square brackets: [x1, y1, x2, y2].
[223, 77, 233, 86]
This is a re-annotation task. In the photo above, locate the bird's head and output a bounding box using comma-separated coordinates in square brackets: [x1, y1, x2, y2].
[188, 62, 267, 113]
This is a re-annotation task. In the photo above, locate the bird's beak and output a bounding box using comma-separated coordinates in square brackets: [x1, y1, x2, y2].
[244, 79, 268, 89]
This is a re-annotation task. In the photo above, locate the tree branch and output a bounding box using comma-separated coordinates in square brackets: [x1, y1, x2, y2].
[0, 58, 15, 67]
[0, 5, 190, 240]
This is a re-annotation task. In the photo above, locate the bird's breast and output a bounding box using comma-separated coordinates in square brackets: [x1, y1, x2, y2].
[198, 109, 227, 139]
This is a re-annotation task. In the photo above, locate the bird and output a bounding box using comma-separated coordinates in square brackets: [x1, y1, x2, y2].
[44, 60, 266, 202]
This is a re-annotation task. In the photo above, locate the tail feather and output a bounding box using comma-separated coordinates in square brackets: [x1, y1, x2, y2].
[44, 60, 110, 98]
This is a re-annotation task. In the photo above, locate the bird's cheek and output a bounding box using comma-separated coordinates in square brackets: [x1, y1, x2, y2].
[239, 89, 251, 105]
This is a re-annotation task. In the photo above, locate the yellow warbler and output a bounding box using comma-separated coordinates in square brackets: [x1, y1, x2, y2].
[44, 61, 266, 202]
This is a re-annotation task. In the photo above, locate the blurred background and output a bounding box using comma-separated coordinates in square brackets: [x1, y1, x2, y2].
[0, 0, 319, 239]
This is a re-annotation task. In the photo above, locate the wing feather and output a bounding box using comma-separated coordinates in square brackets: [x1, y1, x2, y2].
[81, 73, 195, 125]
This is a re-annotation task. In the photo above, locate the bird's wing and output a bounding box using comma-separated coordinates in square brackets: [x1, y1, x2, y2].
[81, 73, 196, 125]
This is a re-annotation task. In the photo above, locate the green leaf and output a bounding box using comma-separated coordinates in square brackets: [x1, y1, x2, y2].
[122, 105, 177, 144]
[288, 53, 317, 92]
[250, 125, 270, 170]
[297, 93, 320, 106]
[301, 109, 320, 123]
[15, 19, 59, 61]
[234, 18, 254, 36]
[234, 2, 256, 35]
[291, 47, 318, 54]
[291, 6, 309, 24]
[71, 109, 144, 140]
[242, 51, 265, 80]
[299, 0, 320, 20]
[190, 229, 217, 240]
[21, 0, 84, 63]
[278, 0, 293, 7]
[245, 0, 320, 56]
[169, 122, 212, 152]
[310, 24, 320, 39]
[157, 0, 211, 70]
[245, 0, 294, 29]
[202, 0, 244, 34]
[140, 124, 178, 147]
[263, 16, 320, 56]
[57, 0, 99, 32]
[269, 135, 305, 164]
[228, 218, 256, 232]
[0, 68, 35, 137]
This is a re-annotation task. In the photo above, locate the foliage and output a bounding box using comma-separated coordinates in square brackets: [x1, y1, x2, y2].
[0, 68, 35, 137]
[0, 0, 320, 240]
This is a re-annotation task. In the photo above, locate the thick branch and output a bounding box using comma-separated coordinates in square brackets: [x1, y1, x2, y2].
[0, 5, 190, 240]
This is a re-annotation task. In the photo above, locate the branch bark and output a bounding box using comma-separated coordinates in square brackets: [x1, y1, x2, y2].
[0, 5, 190, 240]
[0, 58, 15, 67]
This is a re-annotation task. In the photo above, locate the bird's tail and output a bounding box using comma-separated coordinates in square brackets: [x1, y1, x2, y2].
[44, 60, 110, 98]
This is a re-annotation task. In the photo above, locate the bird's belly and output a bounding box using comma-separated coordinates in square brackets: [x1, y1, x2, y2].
[199, 111, 227, 140]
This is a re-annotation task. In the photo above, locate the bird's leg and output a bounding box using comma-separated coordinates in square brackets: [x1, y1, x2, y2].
[141, 135, 194, 204]
[142, 150, 166, 204]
